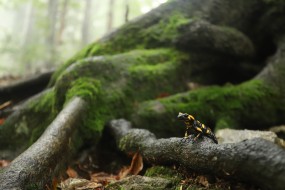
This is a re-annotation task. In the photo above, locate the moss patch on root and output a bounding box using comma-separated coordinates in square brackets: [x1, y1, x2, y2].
[0, 89, 58, 151]
[51, 49, 189, 145]
[145, 166, 182, 183]
[50, 12, 191, 84]
[133, 80, 281, 137]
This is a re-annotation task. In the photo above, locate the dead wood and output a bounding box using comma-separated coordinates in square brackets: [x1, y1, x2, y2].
[107, 119, 285, 190]
[0, 70, 54, 103]
[0, 97, 87, 190]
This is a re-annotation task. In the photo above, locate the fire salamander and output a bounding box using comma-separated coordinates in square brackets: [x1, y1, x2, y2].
[177, 112, 218, 144]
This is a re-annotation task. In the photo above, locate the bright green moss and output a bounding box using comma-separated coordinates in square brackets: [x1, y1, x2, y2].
[144, 166, 183, 189]
[27, 90, 58, 145]
[28, 89, 56, 114]
[65, 77, 101, 103]
[50, 11, 191, 84]
[145, 166, 182, 180]
[50, 48, 190, 143]
[142, 13, 190, 47]
[134, 79, 280, 137]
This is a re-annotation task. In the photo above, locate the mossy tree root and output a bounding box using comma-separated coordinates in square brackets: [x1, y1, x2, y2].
[108, 119, 285, 190]
[0, 97, 87, 190]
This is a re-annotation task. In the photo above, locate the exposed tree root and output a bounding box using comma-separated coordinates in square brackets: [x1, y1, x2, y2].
[108, 119, 285, 190]
[0, 97, 87, 190]
[0, 70, 54, 103]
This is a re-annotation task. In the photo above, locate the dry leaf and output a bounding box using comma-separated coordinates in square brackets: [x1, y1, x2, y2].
[0, 101, 12, 110]
[156, 92, 170, 99]
[66, 166, 78, 178]
[118, 152, 143, 179]
[196, 175, 209, 187]
[0, 118, 5, 125]
[0, 160, 11, 168]
[58, 178, 89, 190]
[76, 182, 102, 190]
[90, 172, 117, 185]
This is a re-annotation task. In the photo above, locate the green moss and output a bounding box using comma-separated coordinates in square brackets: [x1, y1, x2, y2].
[50, 43, 95, 85]
[65, 77, 101, 103]
[64, 77, 105, 144]
[27, 90, 58, 145]
[26, 183, 40, 190]
[133, 79, 281, 137]
[145, 166, 182, 180]
[28, 89, 56, 113]
[49, 48, 190, 145]
[142, 13, 190, 48]
[50, 11, 191, 84]
[215, 117, 236, 131]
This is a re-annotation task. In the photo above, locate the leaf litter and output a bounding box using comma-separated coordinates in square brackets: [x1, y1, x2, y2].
[57, 152, 143, 190]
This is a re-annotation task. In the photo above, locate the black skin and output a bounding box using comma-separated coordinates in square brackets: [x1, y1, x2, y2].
[177, 112, 218, 144]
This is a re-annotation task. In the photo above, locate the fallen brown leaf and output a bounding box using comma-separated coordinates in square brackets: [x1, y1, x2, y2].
[196, 175, 209, 187]
[66, 166, 78, 178]
[0, 118, 5, 125]
[156, 92, 170, 99]
[58, 178, 89, 190]
[0, 159, 11, 167]
[76, 182, 102, 190]
[90, 172, 117, 185]
[118, 152, 143, 179]
[0, 101, 12, 110]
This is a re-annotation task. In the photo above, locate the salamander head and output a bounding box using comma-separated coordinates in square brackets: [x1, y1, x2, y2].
[177, 112, 195, 122]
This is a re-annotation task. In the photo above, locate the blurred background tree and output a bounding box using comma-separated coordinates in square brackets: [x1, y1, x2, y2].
[0, 0, 167, 76]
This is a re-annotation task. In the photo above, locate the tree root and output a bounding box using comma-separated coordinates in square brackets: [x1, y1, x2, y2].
[0, 97, 87, 190]
[0, 70, 54, 103]
[107, 119, 285, 190]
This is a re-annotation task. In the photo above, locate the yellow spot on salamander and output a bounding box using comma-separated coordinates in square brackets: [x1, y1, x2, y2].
[188, 115, 195, 120]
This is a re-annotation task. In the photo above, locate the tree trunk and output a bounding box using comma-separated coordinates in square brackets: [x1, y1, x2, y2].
[124, 0, 129, 23]
[106, 0, 115, 32]
[56, 0, 69, 46]
[81, 0, 92, 47]
[20, 1, 35, 72]
[47, 0, 58, 67]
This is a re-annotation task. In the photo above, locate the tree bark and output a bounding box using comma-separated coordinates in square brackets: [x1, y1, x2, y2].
[0, 97, 87, 190]
[108, 119, 285, 190]
[0, 70, 54, 103]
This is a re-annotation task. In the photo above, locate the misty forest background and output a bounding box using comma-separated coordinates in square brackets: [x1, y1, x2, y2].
[0, 0, 166, 76]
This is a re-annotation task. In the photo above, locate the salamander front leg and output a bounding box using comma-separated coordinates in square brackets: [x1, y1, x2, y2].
[193, 133, 201, 142]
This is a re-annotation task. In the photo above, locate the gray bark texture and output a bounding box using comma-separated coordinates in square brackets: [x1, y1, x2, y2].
[108, 119, 285, 190]
[0, 97, 87, 190]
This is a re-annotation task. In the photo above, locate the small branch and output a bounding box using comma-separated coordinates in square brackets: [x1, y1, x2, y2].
[0, 97, 87, 190]
[108, 119, 285, 190]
